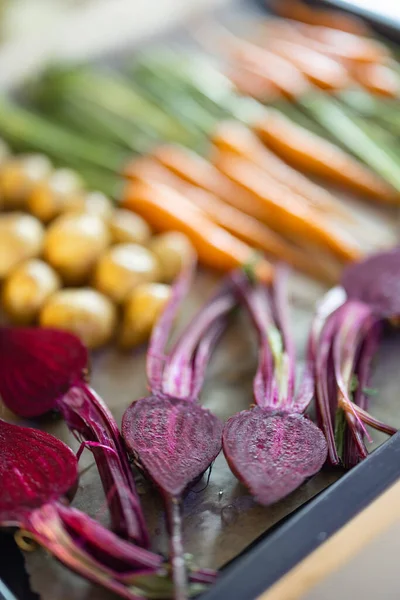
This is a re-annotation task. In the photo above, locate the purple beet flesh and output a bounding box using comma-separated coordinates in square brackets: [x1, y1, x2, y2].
[222, 268, 328, 505]
[223, 409, 327, 505]
[0, 326, 148, 545]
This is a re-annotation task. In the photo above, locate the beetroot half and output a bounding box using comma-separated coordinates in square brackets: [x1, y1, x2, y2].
[222, 268, 327, 506]
[122, 262, 235, 600]
[310, 249, 399, 468]
[0, 327, 148, 546]
[0, 419, 166, 599]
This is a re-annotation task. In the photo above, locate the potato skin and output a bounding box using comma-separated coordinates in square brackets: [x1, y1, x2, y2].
[28, 168, 85, 223]
[2, 259, 61, 324]
[93, 243, 159, 304]
[44, 212, 110, 285]
[148, 231, 195, 283]
[39, 288, 117, 349]
[0, 154, 52, 211]
[0, 212, 45, 279]
[109, 209, 151, 245]
[119, 282, 171, 349]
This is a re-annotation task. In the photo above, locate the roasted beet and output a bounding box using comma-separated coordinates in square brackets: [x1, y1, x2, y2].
[123, 262, 235, 600]
[0, 419, 166, 599]
[311, 249, 399, 467]
[0, 327, 148, 545]
[222, 268, 327, 506]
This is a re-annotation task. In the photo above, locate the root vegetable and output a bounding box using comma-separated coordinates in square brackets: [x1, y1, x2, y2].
[44, 213, 110, 285]
[39, 288, 117, 349]
[93, 243, 159, 304]
[0, 212, 44, 279]
[2, 259, 61, 324]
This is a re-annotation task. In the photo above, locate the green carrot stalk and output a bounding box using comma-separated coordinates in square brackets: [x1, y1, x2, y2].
[0, 96, 127, 172]
[300, 93, 400, 193]
[35, 67, 194, 146]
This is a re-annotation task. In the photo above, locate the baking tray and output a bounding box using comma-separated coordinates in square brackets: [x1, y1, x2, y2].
[1, 1, 400, 598]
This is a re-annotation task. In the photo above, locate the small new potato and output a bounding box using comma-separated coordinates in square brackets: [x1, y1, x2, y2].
[2, 259, 61, 324]
[109, 209, 151, 244]
[68, 191, 114, 222]
[39, 288, 117, 349]
[93, 243, 159, 304]
[0, 154, 52, 211]
[148, 231, 195, 283]
[119, 282, 171, 349]
[28, 168, 85, 222]
[44, 212, 110, 285]
[0, 212, 45, 279]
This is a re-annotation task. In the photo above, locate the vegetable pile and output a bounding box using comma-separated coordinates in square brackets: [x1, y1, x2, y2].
[0, 142, 195, 349]
[1, 0, 400, 288]
[0, 1, 399, 599]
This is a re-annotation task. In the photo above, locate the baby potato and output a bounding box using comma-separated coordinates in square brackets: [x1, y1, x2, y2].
[44, 213, 110, 285]
[109, 209, 151, 245]
[0, 154, 52, 211]
[119, 282, 171, 349]
[68, 191, 114, 222]
[28, 168, 85, 223]
[93, 243, 159, 304]
[148, 231, 195, 283]
[2, 259, 61, 324]
[39, 288, 117, 349]
[0, 212, 45, 279]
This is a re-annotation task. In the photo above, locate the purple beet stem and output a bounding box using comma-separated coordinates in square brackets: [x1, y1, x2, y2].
[223, 268, 328, 506]
[58, 382, 149, 547]
[124, 262, 235, 600]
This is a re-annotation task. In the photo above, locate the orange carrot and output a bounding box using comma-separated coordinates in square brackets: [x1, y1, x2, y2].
[122, 179, 273, 282]
[211, 120, 352, 220]
[124, 156, 338, 283]
[265, 38, 350, 91]
[227, 67, 281, 102]
[273, 0, 370, 36]
[254, 109, 399, 203]
[223, 36, 309, 99]
[352, 63, 399, 98]
[214, 152, 361, 264]
[293, 23, 389, 64]
[263, 19, 387, 65]
[152, 144, 265, 219]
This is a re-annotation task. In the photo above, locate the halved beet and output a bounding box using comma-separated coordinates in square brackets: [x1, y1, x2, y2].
[0, 419, 77, 524]
[0, 327, 87, 417]
[222, 408, 327, 505]
[342, 248, 400, 317]
[122, 396, 223, 497]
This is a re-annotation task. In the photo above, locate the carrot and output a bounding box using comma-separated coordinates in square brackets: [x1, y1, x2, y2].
[211, 120, 352, 221]
[152, 144, 265, 219]
[264, 19, 387, 65]
[272, 0, 370, 36]
[122, 179, 273, 282]
[352, 63, 399, 98]
[254, 109, 399, 203]
[124, 156, 338, 283]
[214, 152, 362, 264]
[293, 23, 389, 64]
[265, 38, 350, 91]
[227, 67, 281, 102]
[223, 35, 309, 99]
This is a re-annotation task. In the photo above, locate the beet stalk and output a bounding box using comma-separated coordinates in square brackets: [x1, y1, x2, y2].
[0, 419, 170, 599]
[122, 262, 236, 600]
[310, 248, 399, 467]
[0, 327, 148, 546]
[222, 268, 327, 506]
